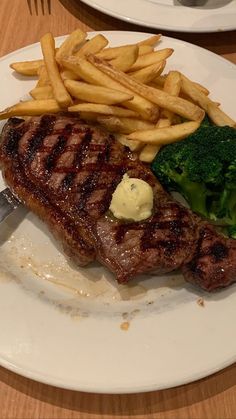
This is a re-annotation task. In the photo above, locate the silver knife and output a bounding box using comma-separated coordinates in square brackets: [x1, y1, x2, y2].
[0, 188, 20, 223]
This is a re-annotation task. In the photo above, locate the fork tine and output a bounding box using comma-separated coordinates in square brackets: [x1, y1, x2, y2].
[47, 0, 51, 14]
[34, 0, 38, 15]
[41, 0, 45, 14]
[27, 0, 33, 14]
[27, 0, 51, 14]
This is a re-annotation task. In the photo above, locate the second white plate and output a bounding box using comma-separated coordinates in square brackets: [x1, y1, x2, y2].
[80, 0, 236, 33]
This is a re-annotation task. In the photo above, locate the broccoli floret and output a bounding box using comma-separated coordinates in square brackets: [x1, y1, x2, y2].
[200, 114, 213, 127]
[151, 123, 236, 237]
[228, 225, 236, 239]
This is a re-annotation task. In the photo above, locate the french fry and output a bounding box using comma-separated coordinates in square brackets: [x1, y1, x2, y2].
[62, 56, 159, 121]
[208, 103, 236, 126]
[138, 45, 154, 55]
[75, 34, 108, 57]
[137, 34, 162, 46]
[163, 71, 181, 96]
[128, 49, 174, 72]
[115, 133, 143, 152]
[10, 60, 44, 76]
[78, 111, 102, 121]
[60, 69, 79, 80]
[149, 75, 165, 88]
[157, 118, 172, 128]
[139, 118, 171, 162]
[129, 60, 166, 84]
[97, 116, 155, 134]
[128, 121, 200, 145]
[154, 74, 210, 96]
[109, 45, 139, 72]
[96, 43, 154, 63]
[96, 44, 137, 61]
[161, 71, 181, 122]
[88, 55, 205, 122]
[37, 65, 51, 86]
[181, 75, 236, 127]
[64, 80, 134, 105]
[30, 86, 54, 100]
[0, 99, 61, 120]
[68, 103, 139, 117]
[40, 32, 72, 108]
[180, 74, 210, 96]
[55, 29, 86, 63]
[139, 144, 160, 162]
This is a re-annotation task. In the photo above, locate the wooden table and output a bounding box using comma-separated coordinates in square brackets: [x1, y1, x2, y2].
[0, 1, 236, 417]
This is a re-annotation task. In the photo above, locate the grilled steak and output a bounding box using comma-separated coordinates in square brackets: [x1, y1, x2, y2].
[0, 114, 236, 291]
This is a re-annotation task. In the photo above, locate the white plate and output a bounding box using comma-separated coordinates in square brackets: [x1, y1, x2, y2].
[80, 0, 236, 33]
[0, 31, 236, 394]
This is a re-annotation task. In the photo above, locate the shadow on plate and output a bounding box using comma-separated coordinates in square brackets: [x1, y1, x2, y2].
[174, 0, 233, 8]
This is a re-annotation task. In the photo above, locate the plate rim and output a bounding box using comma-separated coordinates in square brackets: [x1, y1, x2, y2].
[0, 350, 235, 394]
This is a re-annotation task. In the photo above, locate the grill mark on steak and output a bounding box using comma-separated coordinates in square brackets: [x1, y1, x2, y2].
[76, 138, 112, 212]
[45, 123, 73, 172]
[4, 128, 22, 156]
[115, 219, 188, 247]
[25, 115, 56, 162]
[62, 172, 76, 190]
[8, 117, 23, 126]
[140, 220, 156, 251]
[61, 128, 92, 190]
[4, 118, 28, 157]
[74, 129, 93, 168]
[115, 201, 188, 245]
[85, 136, 128, 214]
[101, 174, 125, 214]
[141, 225, 184, 252]
[207, 242, 229, 262]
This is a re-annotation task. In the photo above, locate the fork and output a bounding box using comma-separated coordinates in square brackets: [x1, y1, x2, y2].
[27, 0, 51, 15]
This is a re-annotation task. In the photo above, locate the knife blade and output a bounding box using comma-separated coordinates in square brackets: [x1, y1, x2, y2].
[0, 188, 20, 223]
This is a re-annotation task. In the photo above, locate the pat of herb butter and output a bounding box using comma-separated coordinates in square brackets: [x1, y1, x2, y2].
[109, 173, 153, 221]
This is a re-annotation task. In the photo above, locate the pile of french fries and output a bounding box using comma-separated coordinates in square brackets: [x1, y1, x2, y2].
[1, 29, 235, 162]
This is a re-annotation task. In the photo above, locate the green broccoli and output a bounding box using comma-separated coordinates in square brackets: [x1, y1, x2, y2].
[151, 122, 236, 237]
